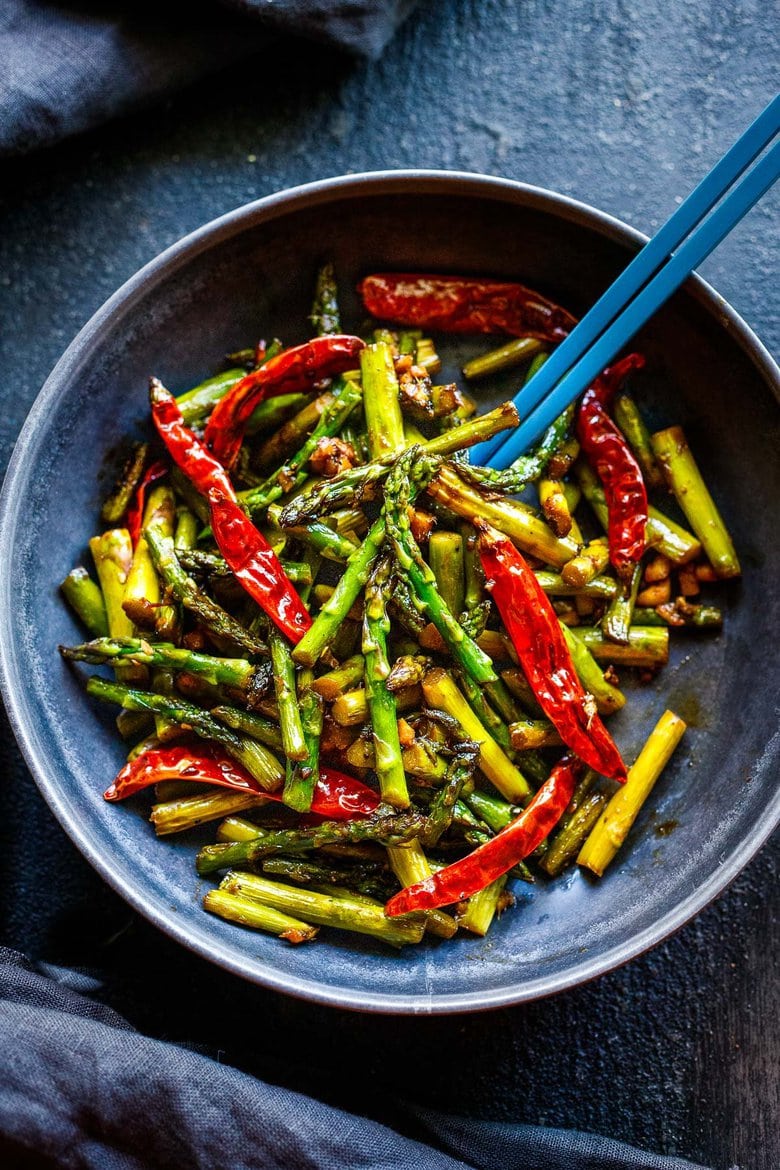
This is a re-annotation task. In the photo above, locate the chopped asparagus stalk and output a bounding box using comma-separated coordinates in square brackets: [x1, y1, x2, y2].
[361, 341, 405, 459]
[86, 676, 283, 790]
[223, 872, 425, 947]
[651, 426, 740, 578]
[462, 336, 544, 380]
[363, 556, 409, 809]
[613, 394, 664, 490]
[576, 626, 669, 667]
[428, 464, 579, 568]
[578, 710, 686, 875]
[421, 668, 532, 804]
[151, 790, 268, 835]
[60, 568, 109, 637]
[204, 888, 319, 943]
[560, 625, 626, 714]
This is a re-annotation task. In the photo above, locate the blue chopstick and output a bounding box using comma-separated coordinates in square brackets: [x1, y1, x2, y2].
[471, 94, 780, 469]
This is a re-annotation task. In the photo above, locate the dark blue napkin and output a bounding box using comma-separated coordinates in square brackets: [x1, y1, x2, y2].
[0, 0, 418, 156]
[1, 948, 708, 1169]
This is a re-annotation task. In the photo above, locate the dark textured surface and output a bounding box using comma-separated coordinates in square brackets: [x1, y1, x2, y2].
[0, 1, 777, 1168]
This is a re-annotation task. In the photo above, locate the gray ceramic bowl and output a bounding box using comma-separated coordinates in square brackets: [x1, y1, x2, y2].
[1, 172, 778, 1014]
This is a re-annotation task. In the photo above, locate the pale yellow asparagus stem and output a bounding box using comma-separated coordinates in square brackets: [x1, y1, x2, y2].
[458, 875, 508, 936]
[204, 888, 319, 943]
[361, 341, 405, 459]
[650, 426, 740, 578]
[421, 668, 532, 803]
[577, 710, 686, 876]
[427, 464, 579, 567]
[224, 871, 425, 947]
[150, 790, 269, 836]
[387, 843, 458, 939]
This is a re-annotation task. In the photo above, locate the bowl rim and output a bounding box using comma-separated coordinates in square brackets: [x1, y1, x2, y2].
[1, 169, 778, 1015]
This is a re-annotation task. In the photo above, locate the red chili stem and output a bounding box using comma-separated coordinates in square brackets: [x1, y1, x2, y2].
[204, 335, 365, 468]
[208, 487, 311, 644]
[576, 354, 648, 578]
[106, 744, 380, 819]
[358, 273, 577, 341]
[477, 526, 626, 781]
[384, 755, 580, 915]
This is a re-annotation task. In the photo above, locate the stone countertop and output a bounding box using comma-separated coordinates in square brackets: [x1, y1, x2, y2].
[0, 3, 777, 1167]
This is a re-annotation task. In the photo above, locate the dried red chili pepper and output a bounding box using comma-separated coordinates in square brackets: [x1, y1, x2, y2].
[477, 525, 626, 781]
[126, 459, 168, 547]
[105, 743, 380, 819]
[385, 754, 580, 915]
[358, 273, 577, 341]
[577, 354, 647, 578]
[149, 379, 235, 499]
[204, 335, 365, 468]
[208, 487, 311, 644]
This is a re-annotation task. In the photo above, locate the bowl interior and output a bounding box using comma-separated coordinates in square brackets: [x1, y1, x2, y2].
[2, 174, 778, 1012]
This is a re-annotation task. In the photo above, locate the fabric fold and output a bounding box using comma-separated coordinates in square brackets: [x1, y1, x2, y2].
[0, 949, 710, 1170]
[0, 0, 417, 156]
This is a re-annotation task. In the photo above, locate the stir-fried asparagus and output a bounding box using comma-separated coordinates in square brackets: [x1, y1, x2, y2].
[63, 262, 738, 956]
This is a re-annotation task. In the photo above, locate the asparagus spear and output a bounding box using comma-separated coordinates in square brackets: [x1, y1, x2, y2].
[175, 369, 245, 425]
[576, 460, 701, 565]
[211, 705, 283, 750]
[309, 261, 341, 336]
[259, 857, 395, 902]
[602, 562, 642, 645]
[457, 671, 515, 753]
[89, 529, 134, 640]
[151, 790, 268, 835]
[559, 625, 626, 713]
[427, 464, 579, 568]
[267, 507, 359, 563]
[283, 668, 323, 812]
[541, 791, 610, 876]
[60, 637, 255, 690]
[86, 677, 283, 790]
[421, 668, 532, 803]
[361, 341, 405, 459]
[330, 684, 420, 727]
[650, 426, 740, 578]
[60, 568, 109, 637]
[457, 875, 508, 936]
[535, 568, 617, 600]
[223, 872, 425, 947]
[384, 452, 497, 686]
[196, 810, 428, 874]
[145, 527, 266, 657]
[363, 556, 409, 809]
[462, 336, 544, 380]
[428, 531, 465, 619]
[204, 887, 319, 943]
[635, 601, 723, 629]
[508, 719, 563, 750]
[613, 394, 664, 490]
[386, 843, 458, 938]
[561, 538, 610, 588]
[268, 627, 307, 762]
[576, 626, 669, 668]
[123, 484, 177, 633]
[578, 710, 686, 875]
[277, 402, 519, 527]
[101, 442, 148, 523]
[310, 654, 365, 701]
[240, 377, 362, 516]
[293, 517, 386, 667]
[538, 473, 573, 537]
[255, 389, 338, 470]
